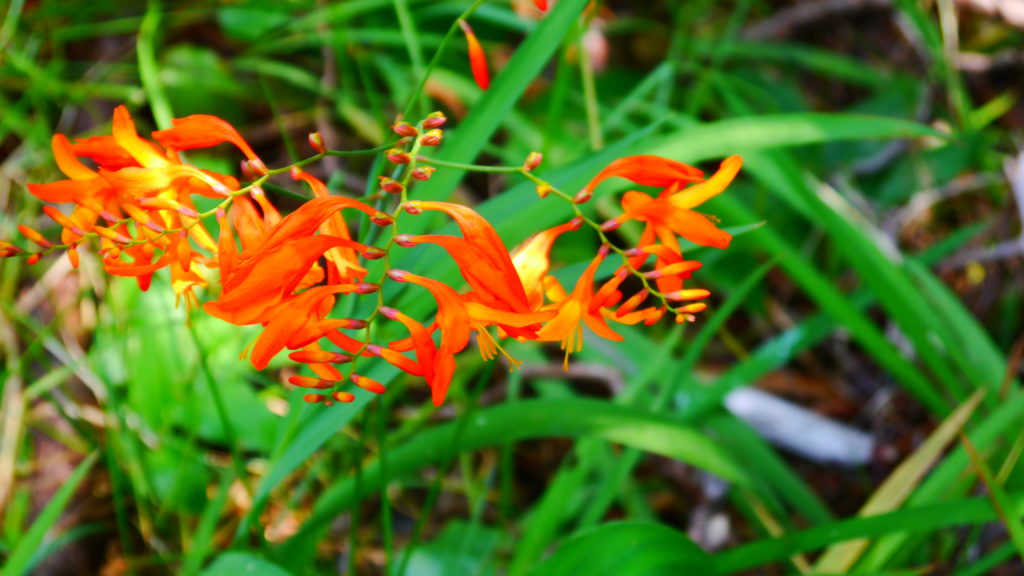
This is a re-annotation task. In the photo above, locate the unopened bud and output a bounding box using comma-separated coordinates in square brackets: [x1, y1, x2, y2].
[523, 151, 543, 171]
[352, 373, 386, 394]
[392, 121, 418, 137]
[288, 376, 335, 390]
[362, 246, 387, 260]
[386, 269, 409, 282]
[303, 393, 327, 404]
[568, 216, 584, 230]
[247, 157, 268, 176]
[0, 241, 23, 258]
[27, 253, 41, 265]
[18, 225, 52, 249]
[386, 148, 411, 164]
[411, 166, 436, 181]
[664, 289, 711, 302]
[402, 202, 423, 215]
[423, 111, 447, 129]
[573, 189, 593, 204]
[370, 213, 394, 226]
[308, 132, 325, 153]
[288, 350, 353, 364]
[677, 302, 708, 315]
[93, 226, 133, 244]
[241, 160, 258, 180]
[379, 306, 400, 319]
[341, 318, 368, 329]
[599, 218, 621, 232]
[420, 129, 443, 146]
[354, 282, 379, 294]
[535, 184, 552, 199]
[394, 234, 416, 247]
[331, 391, 356, 403]
[378, 176, 404, 194]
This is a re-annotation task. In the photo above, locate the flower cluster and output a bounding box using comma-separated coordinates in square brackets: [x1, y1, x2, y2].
[6, 106, 740, 407]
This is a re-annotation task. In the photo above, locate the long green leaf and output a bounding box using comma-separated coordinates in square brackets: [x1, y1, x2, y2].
[276, 398, 751, 569]
[813, 390, 985, 572]
[531, 522, 717, 576]
[2, 452, 99, 576]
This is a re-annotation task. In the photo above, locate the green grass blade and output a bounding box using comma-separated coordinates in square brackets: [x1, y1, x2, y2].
[276, 398, 752, 569]
[531, 522, 717, 576]
[813, 390, 985, 573]
[2, 452, 99, 576]
[713, 493, 1024, 573]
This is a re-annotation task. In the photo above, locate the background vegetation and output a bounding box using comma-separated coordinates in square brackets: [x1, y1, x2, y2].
[1, 0, 1023, 574]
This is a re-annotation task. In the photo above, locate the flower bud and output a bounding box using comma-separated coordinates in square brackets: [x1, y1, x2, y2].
[0, 241, 23, 258]
[27, 253, 41, 265]
[354, 282, 380, 294]
[420, 129, 443, 146]
[422, 111, 447, 129]
[362, 246, 387, 260]
[352, 373, 386, 394]
[568, 216, 584, 230]
[386, 269, 409, 282]
[288, 350, 353, 364]
[402, 202, 423, 215]
[17, 225, 52, 248]
[379, 306, 400, 319]
[535, 184, 552, 199]
[288, 376, 336, 389]
[93, 226, 132, 244]
[677, 302, 707, 316]
[386, 148, 411, 164]
[393, 234, 416, 247]
[572, 189, 593, 204]
[664, 289, 711, 302]
[392, 121, 418, 137]
[599, 218, 621, 232]
[248, 157, 268, 176]
[523, 151, 543, 171]
[303, 393, 327, 404]
[331, 391, 356, 403]
[378, 176, 405, 194]
[411, 166, 436, 181]
[370, 212, 394, 226]
[308, 132, 325, 153]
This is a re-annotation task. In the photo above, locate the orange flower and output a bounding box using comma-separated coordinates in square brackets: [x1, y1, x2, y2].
[386, 269, 553, 405]
[291, 169, 367, 282]
[510, 217, 582, 309]
[401, 201, 540, 335]
[536, 246, 624, 369]
[606, 155, 742, 252]
[206, 197, 378, 326]
[459, 20, 490, 90]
